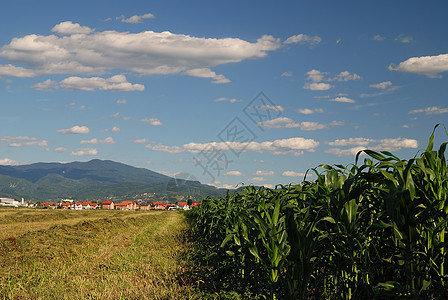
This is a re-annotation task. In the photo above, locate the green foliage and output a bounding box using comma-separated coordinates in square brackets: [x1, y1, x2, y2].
[188, 124, 448, 299]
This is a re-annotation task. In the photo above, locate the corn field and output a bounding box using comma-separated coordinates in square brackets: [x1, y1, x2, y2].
[187, 125, 448, 299]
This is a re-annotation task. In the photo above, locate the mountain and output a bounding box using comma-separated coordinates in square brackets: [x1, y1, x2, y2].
[0, 159, 225, 201]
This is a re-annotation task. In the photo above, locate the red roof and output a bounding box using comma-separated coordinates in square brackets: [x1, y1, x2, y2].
[102, 201, 114, 205]
[178, 202, 187, 207]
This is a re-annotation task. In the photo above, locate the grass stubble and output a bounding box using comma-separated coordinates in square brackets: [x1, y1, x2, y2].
[0, 209, 199, 299]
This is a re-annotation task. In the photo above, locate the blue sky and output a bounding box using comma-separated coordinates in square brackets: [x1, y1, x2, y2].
[1, 0, 447, 189]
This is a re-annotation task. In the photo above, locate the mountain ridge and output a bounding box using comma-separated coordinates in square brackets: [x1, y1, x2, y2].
[0, 159, 225, 201]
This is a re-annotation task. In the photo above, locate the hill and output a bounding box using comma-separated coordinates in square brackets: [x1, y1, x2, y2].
[0, 159, 225, 201]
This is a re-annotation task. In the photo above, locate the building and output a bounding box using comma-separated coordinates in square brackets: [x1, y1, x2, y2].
[101, 201, 114, 210]
[0, 197, 21, 207]
[114, 201, 137, 210]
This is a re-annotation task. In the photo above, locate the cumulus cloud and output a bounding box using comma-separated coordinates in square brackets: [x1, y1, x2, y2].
[0, 136, 47, 147]
[140, 118, 162, 126]
[111, 126, 120, 133]
[184, 68, 230, 83]
[248, 177, 265, 183]
[214, 97, 242, 103]
[0, 158, 21, 165]
[0, 64, 36, 77]
[409, 106, 448, 115]
[133, 138, 149, 144]
[71, 148, 98, 156]
[256, 170, 274, 176]
[369, 81, 392, 89]
[297, 108, 324, 114]
[395, 34, 413, 43]
[0, 25, 281, 81]
[329, 96, 356, 103]
[57, 75, 144, 91]
[54, 147, 68, 152]
[284, 34, 322, 46]
[118, 13, 155, 24]
[259, 105, 284, 112]
[326, 137, 418, 156]
[373, 35, 385, 41]
[51, 21, 94, 35]
[303, 69, 360, 91]
[281, 71, 292, 77]
[330, 71, 361, 82]
[116, 99, 127, 104]
[257, 118, 344, 131]
[80, 137, 115, 144]
[57, 125, 90, 134]
[282, 171, 306, 177]
[146, 137, 319, 156]
[389, 53, 448, 78]
[225, 171, 243, 176]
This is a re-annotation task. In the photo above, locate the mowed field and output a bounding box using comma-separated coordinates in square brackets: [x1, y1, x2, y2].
[0, 208, 198, 299]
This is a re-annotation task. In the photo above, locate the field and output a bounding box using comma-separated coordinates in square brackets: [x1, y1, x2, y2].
[0, 209, 198, 299]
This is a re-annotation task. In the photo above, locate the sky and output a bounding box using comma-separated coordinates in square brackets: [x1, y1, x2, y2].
[1, 0, 447, 189]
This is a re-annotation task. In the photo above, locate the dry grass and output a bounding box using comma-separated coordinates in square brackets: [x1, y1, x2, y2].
[0, 208, 198, 299]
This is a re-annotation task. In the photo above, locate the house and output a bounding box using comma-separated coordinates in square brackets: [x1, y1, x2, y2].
[41, 202, 58, 209]
[102, 201, 114, 210]
[114, 201, 137, 210]
[61, 202, 71, 209]
[140, 203, 151, 210]
[153, 202, 167, 210]
[177, 201, 190, 210]
[74, 202, 83, 210]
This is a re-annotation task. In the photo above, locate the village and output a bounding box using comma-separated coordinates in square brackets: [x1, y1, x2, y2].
[0, 197, 201, 211]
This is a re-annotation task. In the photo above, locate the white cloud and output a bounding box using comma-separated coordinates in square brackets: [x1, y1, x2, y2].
[284, 34, 322, 46]
[32, 79, 59, 90]
[395, 34, 413, 43]
[51, 21, 93, 35]
[0, 158, 21, 165]
[0, 25, 281, 80]
[258, 118, 343, 130]
[389, 53, 448, 78]
[54, 147, 68, 152]
[329, 96, 356, 103]
[225, 171, 243, 176]
[328, 137, 372, 146]
[0, 64, 36, 77]
[331, 71, 361, 82]
[71, 148, 98, 156]
[281, 71, 292, 77]
[369, 81, 392, 89]
[248, 177, 265, 183]
[59, 75, 144, 91]
[134, 138, 149, 144]
[256, 170, 274, 176]
[146, 137, 319, 156]
[111, 126, 120, 133]
[116, 99, 127, 104]
[373, 35, 385, 41]
[325, 146, 368, 157]
[80, 137, 115, 144]
[0, 136, 47, 147]
[282, 171, 306, 177]
[326, 137, 418, 156]
[141, 118, 162, 126]
[297, 108, 324, 114]
[304, 82, 332, 91]
[118, 13, 155, 24]
[57, 125, 90, 134]
[259, 105, 284, 112]
[184, 68, 231, 84]
[214, 97, 243, 103]
[409, 106, 448, 115]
